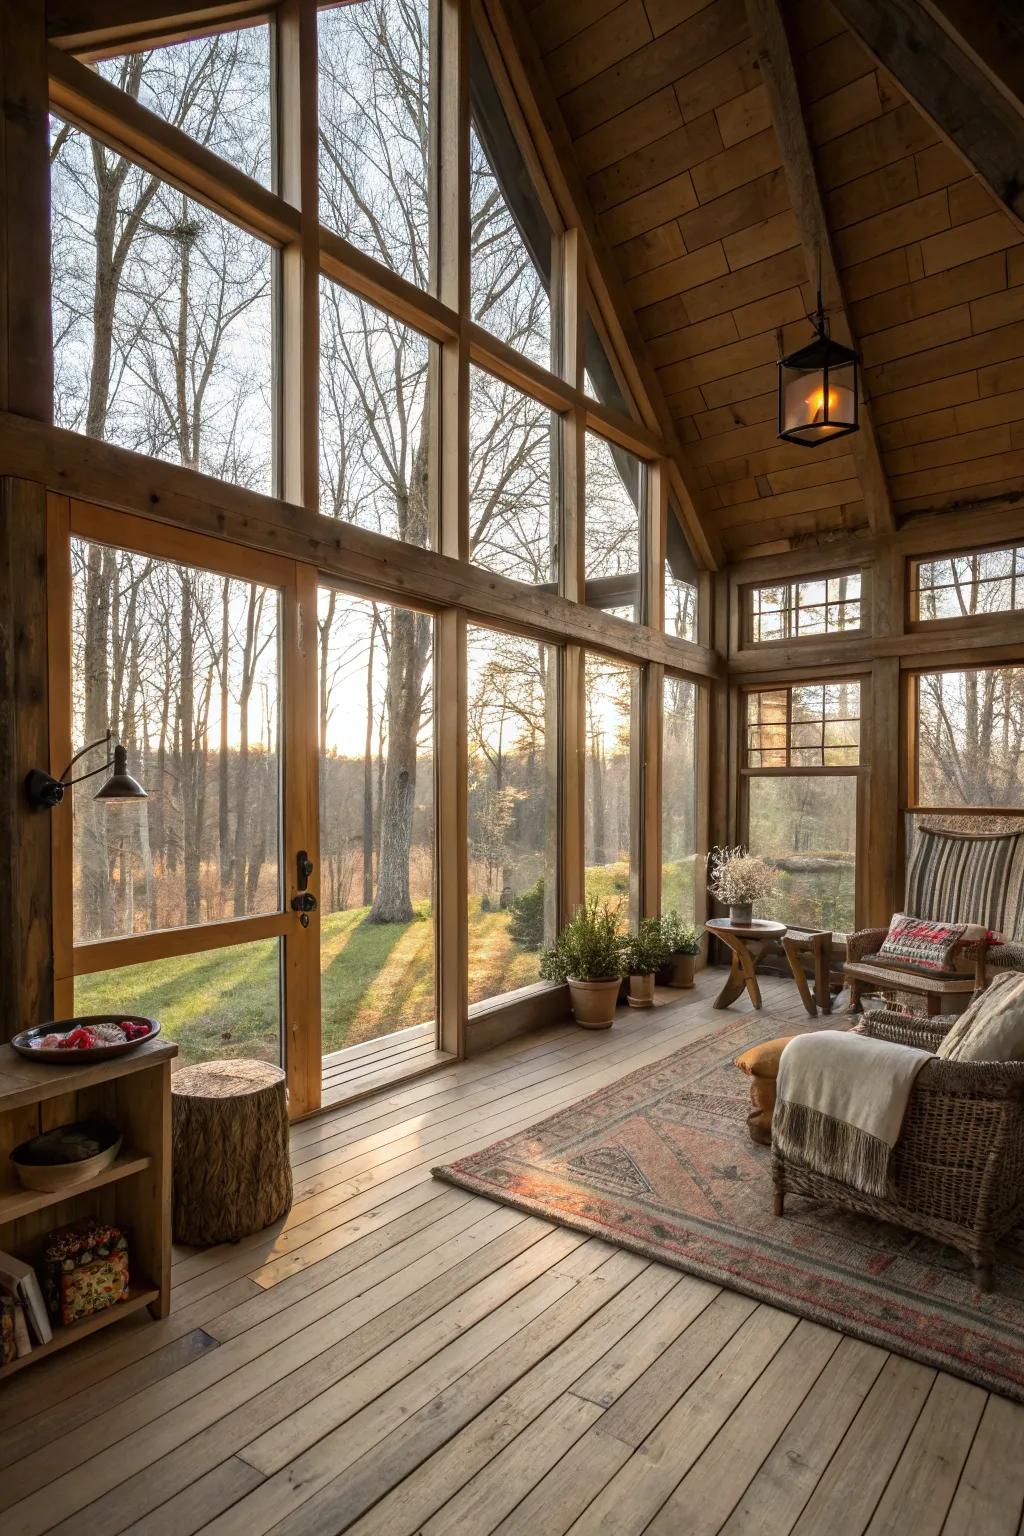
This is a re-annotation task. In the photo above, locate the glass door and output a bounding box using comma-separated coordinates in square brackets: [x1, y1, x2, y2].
[49, 497, 321, 1116]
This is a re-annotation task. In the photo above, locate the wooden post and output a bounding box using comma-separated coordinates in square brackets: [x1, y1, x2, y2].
[277, 0, 319, 511]
[561, 645, 585, 925]
[641, 663, 663, 921]
[437, 0, 470, 563]
[0, 0, 53, 1040]
[435, 608, 468, 1055]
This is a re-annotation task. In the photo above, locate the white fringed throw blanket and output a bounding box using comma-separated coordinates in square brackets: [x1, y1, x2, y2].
[774, 1030, 933, 1198]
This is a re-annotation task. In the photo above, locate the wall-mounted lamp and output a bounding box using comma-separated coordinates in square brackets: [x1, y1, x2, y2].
[25, 731, 148, 811]
[778, 290, 859, 448]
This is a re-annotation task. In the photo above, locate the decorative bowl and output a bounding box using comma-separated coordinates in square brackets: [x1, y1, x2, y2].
[11, 1121, 123, 1193]
[11, 1015, 160, 1063]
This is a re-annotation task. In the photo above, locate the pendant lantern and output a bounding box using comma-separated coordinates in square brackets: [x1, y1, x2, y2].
[778, 291, 859, 448]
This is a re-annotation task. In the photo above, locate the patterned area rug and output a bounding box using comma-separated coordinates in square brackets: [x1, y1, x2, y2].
[434, 1013, 1024, 1402]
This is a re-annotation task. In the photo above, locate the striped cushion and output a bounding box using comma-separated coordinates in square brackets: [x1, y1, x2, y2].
[906, 826, 1023, 936]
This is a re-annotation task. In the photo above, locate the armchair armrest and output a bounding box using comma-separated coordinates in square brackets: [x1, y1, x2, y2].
[845, 927, 888, 964]
[858, 1007, 951, 1051]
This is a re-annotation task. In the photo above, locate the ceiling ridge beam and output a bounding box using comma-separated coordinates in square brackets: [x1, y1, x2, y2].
[831, 0, 1024, 235]
[744, 0, 896, 535]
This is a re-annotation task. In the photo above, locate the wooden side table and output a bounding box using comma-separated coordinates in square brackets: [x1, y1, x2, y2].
[782, 928, 834, 1017]
[0, 1034, 176, 1379]
[705, 918, 788, 1010]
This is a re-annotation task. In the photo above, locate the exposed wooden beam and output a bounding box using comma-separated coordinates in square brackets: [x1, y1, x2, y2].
[745, 0, 896, 536]
[831, 0, 1024, 235]
[920, 0, 1024, 113]
[0, 411, 723, 680]
[47, 0, 272, 51]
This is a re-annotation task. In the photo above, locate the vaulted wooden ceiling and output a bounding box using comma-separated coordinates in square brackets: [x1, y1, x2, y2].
[529, 0, 1024, 561]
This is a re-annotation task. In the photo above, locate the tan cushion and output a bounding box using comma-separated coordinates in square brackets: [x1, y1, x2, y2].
[735, 1035, 796, 1080]
[938, 971, 1024, 1062]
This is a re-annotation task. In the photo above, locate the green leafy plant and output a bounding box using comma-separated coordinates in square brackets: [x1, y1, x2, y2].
[507, 877, 546, 949]
[540, 898, 625, 984]
[659, 910, 700, 955]
[622, 917, 670, 977]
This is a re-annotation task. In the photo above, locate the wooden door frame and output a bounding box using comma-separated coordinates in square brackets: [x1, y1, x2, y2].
[47, 495, 322, 1117]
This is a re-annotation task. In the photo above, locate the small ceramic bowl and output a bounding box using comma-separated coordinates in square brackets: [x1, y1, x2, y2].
[11, 1122, 123, 1193]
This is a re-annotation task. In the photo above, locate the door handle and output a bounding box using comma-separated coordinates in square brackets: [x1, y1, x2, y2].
[291, 891, 317, 927]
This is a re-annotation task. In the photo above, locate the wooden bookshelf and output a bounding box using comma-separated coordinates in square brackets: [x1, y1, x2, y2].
[0, 1036, 176, 1373]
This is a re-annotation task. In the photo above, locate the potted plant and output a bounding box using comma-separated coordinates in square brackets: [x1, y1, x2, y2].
[622, 918, 670, 1008]
[658, 910, 701, 988]
[708, 845, 776, 926]
[540, 898, 625, 1029]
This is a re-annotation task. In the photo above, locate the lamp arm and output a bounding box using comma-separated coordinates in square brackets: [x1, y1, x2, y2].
[56, 730, 115, 785]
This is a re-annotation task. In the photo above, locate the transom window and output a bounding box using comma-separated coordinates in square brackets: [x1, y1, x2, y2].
[745, 683, 861, 768]
[748, 572, 861, 644]
[911, 545, 1024, 623]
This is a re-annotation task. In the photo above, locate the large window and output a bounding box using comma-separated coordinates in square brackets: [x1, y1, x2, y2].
[744, 682, 862, 934]
[318, 0, 431, 287]
[469, 368, 557, 584]
[470, 41, 554, 370]
[51, 125, 274, 490]
[663, 676, 698, 919]
[319, 279, 436, 545]
[71, 538, 280, 942]
[467, 627, 558, 1003]
[747, 572, 862, 644]
[914, 668, 1024, 809]
[584, 653, 640, 922]
[911, 545, 1024, 623]
[585, 435, 645, 623]
[317, 591, 436, 1051]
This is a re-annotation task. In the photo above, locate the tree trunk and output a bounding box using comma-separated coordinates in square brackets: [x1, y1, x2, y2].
[362, 611, 376, 907]
[368, 607, 429, 923]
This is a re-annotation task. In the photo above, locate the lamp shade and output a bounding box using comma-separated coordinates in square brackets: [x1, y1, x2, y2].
[778, 329, 859, 448]
[94, 743, 147, 802]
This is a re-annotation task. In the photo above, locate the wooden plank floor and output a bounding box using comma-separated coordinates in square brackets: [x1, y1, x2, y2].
[320, 1022, 453, 1110]
[3, 973, 1024, 1536]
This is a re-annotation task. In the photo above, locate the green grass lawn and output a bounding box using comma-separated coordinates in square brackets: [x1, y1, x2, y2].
[75, 897, 545, 1066]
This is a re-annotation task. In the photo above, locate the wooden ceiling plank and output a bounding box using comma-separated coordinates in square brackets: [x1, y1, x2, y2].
[829, 0, 1024, 236]
[744, 0, 896, 533]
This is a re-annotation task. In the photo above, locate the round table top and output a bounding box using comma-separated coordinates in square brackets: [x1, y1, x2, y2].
[704, 918, 787, 939]
[172, 1058, 285, 1099]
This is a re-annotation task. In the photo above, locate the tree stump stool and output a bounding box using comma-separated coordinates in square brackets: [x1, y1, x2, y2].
[171, 1060, 292, 1246]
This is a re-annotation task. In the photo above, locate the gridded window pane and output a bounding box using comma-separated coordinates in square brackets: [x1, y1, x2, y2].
[95, 29, 272, 186]
[470, 43, 553, 370]
[469, 368, 557, 584]
[317, 592, 435, 1051]
[586, 434, 644, 623]
[912, 545, 1024, 622]
[746, 683, 860, 767]
[318, 0, 431, 287]
[748, 777, 857, 933]
[319, 279, 435, 546]
[72, 539, 280, 942]
[749, 572, 861, 643]
[916, 668, 1024, 807]
[75, 939, 282, 1067]
[52, 127, 273, 490]
[467, 627, 559, 1004]
[665, 508, 698, 642]
[584, 654, 640, 923]
[663, 676, 698, 920]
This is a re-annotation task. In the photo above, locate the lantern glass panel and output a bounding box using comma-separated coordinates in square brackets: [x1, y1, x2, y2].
[782, 358, 856, 443]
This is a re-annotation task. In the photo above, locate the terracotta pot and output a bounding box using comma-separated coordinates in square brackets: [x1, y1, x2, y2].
[627, 973, 656, 1009]
[567, 977, 620, 1029]
[664, 951, 696, 989]
[729, 903, 753, 926]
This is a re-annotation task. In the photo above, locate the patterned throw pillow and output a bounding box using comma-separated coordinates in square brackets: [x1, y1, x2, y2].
[879, 913, 968, 972]
[938, 972, 1024, 1062]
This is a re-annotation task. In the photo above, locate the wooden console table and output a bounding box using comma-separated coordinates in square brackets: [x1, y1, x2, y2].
[0, 1034, 176, 1378]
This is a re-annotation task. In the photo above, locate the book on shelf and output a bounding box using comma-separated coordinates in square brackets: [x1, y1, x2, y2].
[0, 1250, 53, 1344]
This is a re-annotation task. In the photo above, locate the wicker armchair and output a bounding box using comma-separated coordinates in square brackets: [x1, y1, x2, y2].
[771, 1008, 1024, 1291]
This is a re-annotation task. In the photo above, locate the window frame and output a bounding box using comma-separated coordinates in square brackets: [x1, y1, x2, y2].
[739, 676, 869, 934]
[908, 541, 1024, 630]
[742, 567, 864, 648]
[907, 663, 1024, 816]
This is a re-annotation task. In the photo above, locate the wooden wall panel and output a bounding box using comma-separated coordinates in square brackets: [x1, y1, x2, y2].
[531, 0, 1024, 560]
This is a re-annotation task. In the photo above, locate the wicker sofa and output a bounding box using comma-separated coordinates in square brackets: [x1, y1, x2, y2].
[844, 822, 1024, 1015]
[771, 1008, 1024, 1291]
